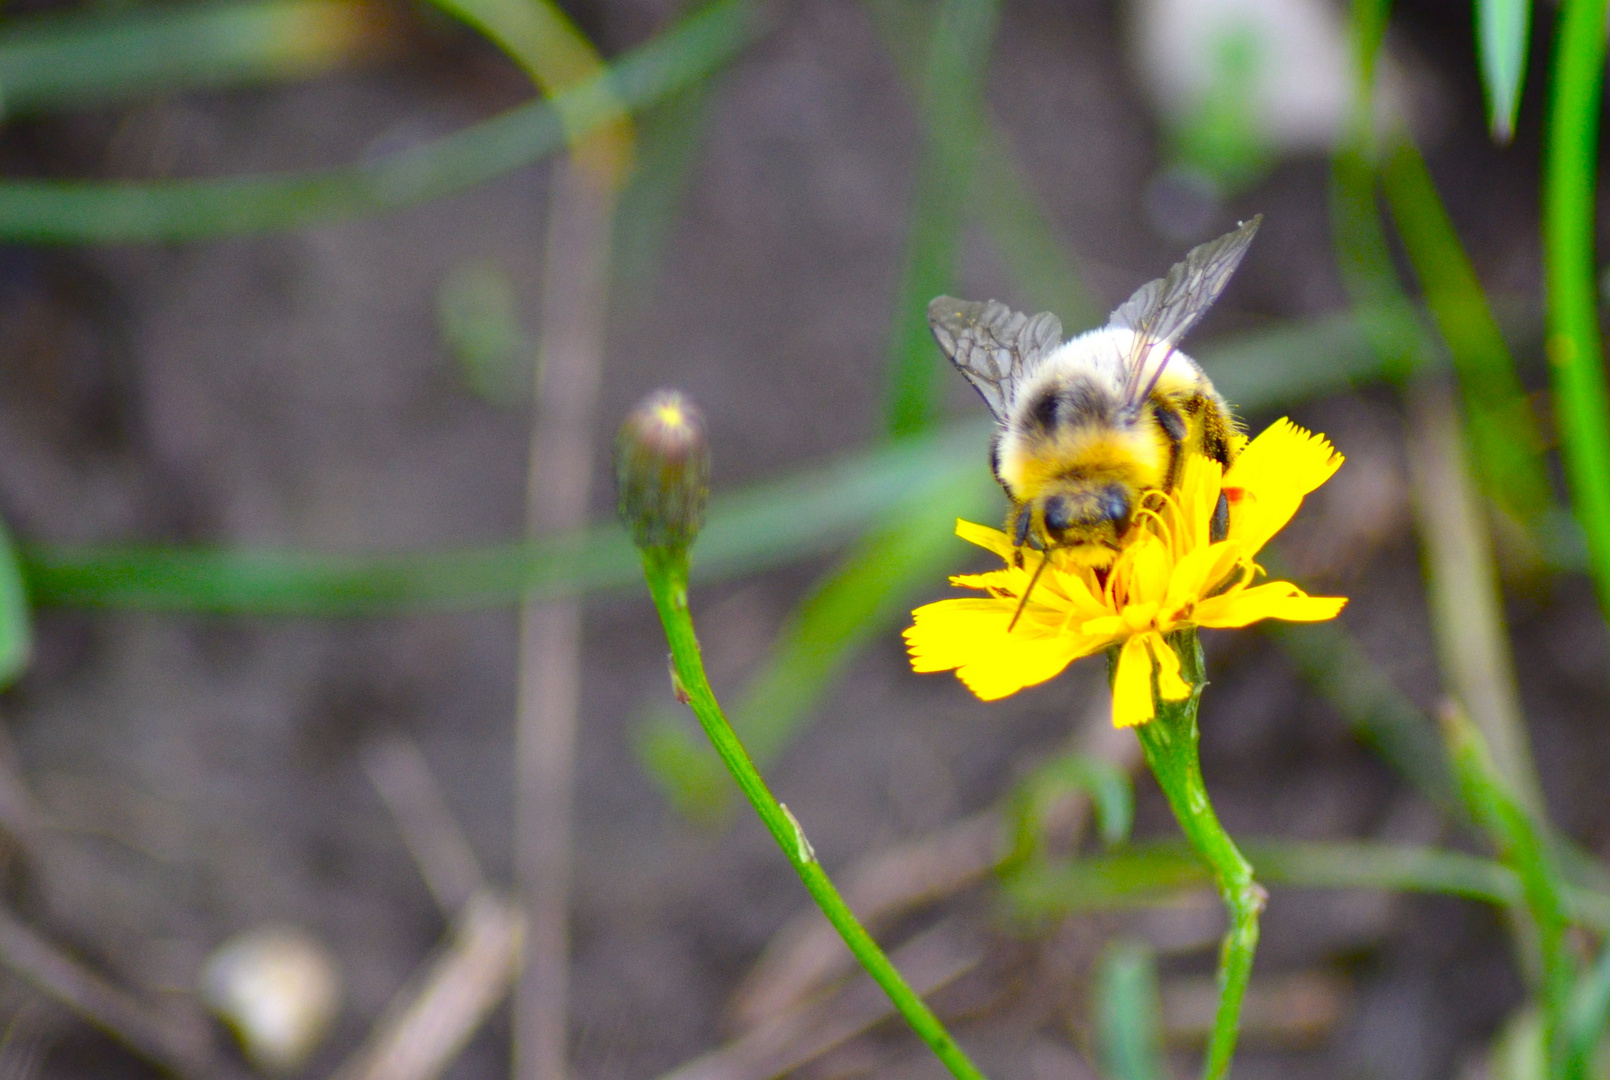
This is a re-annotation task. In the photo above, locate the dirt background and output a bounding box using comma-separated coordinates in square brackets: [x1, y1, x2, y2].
[0, 0, 1595, 1076]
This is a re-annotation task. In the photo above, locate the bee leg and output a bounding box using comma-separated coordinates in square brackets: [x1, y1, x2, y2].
[1153, 400, 1188, 488]
[1211, 491, 1230, 542]
[1010, 503, 1034, 567]
[1008, 548, 1053, 632]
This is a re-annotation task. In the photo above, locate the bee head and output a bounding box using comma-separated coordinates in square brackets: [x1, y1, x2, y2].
[1038, 484, 1132, 549]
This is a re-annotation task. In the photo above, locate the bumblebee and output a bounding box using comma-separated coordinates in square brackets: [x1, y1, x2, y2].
[929, 216, 1260, 570]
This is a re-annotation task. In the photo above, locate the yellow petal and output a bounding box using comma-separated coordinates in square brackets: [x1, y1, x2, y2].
[955, 519, 1017, 560]
[1119, 533, 1172, 604]
[1175, 453, 1224, 553]
[953, 632, 1098, 700]
[1223, 419, 1343, 556]
[950, 569, 1020, 592]
[1194, 581, 1348, 628]
[1080, 614, 1128, 638]
[905, 597, 1106, 700]
[1040, 560, 1109, 615]
[1152, 637, 1191, 701]
[905, 598, 1016, 672]
[1111, 635, 1156, 727]
[1163, 541, 1245, 617]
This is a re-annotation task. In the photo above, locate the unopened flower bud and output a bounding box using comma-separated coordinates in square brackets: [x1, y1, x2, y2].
[616, 390, 710, 553]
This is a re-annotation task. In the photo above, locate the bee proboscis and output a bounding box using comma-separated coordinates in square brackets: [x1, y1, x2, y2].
[928, 217, 1260, 583]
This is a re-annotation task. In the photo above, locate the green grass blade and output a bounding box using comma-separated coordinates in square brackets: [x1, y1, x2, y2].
[1442, 706, 1575, 1073]
[1476, 0, 1531, 142]
[1004, 839, 1527, 918]
[609, 86, 714, 319]
[1329, 147, 1428, 383]
[970, 121, 1098, 327]
[0, 0, 387, 114]
[878, 0, 1001, 438]
[0, 0, 757, 242]
[1542, 0, 1610, 625]
[1095, 941, 1164, 1080]
[1263, 619, 1459, 816]
[1381, 139, 1553, 531]
[0, 517, 30, 690]
[1202, 306, 1427, 407]
[1005, 750, 1136, 864]
[1566, 940, 1610, 1078]
[21, 420, 983, 613]
[423, 0, 633, 171]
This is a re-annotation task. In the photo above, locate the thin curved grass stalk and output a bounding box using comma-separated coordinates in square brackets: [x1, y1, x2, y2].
[0, 0, 757, 243]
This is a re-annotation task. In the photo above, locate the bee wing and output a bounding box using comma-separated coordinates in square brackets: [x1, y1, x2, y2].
[927, 296, 1063, 422]
[1108, 216, 1261, 415]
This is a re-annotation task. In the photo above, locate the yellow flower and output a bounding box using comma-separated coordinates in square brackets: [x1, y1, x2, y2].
[904, 419, 1348, 727]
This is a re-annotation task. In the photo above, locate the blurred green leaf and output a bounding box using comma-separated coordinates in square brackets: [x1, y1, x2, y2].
[1566, 944, 1610, 1080]
[1330, 148, 1426, 384]
[1005, 751, 1135, 866]
[1168, 25, 1272, 194]
[0, 518, 30, 690]
[1493, 1008, 1548, 1080]
[1201, 306, 1426, 408]
[1095, 941, 1164, 1080]
[425, 0, 632, 172]
[1476, 0, 1530, 143]
[437, 259, 532, 406]
[870, 0, 1097, 329]
[21, 419, 985, 613]
[0, 0, 388, 115]
[635, 711, 730, 822]
[1542, 0, 1610, 628]
[609, 85, 713, 319]
[1567, 944, 1610, 1079]
[1003, 839, 1598, 923]
[1441, 704, 1575, 1060]
[876, 0, 1001, 438]
[1264, 619, 1458, 818]
[0, 0, 757, 242]
[971, 121, 1098, 326]
[1381, 139, 1553, 532]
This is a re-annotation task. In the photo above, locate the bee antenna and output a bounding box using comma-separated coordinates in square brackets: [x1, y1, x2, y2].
[1007, 548, 1053, 632]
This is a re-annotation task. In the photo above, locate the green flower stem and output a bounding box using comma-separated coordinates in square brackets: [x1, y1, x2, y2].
[637, 545, 989, 1080]
[1129, 631, 1262, 1080]
[1543, 0, 1610, 622]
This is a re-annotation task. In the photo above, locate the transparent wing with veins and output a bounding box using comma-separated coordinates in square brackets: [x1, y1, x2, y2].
[927, 296, 1063, 423]
[1108, 215, 1262, 416]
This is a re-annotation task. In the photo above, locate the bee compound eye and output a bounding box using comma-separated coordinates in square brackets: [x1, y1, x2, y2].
[1099, 486, 1131, 528]
[1042, 496, 1076, 535]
